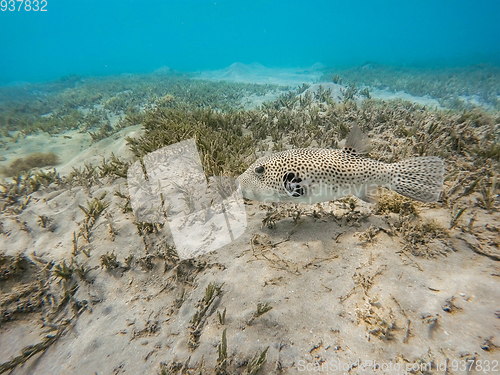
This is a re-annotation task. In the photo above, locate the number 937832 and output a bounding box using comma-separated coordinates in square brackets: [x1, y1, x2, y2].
[1, 0, 47, 11]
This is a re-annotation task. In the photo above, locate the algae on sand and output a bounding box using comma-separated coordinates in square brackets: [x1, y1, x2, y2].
[0, 70, 499, 374]
[1, 152, 59, 177]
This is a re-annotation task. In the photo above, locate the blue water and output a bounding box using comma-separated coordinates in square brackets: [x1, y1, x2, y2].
[0, 0, 499, 84]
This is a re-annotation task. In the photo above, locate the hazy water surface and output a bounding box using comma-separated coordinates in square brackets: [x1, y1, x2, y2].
[0, 0, 499, 84]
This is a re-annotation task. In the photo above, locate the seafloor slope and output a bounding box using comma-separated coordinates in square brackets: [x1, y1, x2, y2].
[0, 65, 499, 374]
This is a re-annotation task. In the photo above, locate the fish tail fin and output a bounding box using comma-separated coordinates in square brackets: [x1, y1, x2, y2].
[390, 157, 444, 202]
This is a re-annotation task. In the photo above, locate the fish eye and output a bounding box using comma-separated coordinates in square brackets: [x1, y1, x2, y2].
[255, 166, 265, 174]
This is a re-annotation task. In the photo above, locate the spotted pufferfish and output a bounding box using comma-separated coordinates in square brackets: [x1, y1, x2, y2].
[237, 125, 444, 204]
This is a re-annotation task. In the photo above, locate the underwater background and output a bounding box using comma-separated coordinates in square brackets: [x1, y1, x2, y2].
[1, 0, 499, 84]
[1, 1, 500, 375]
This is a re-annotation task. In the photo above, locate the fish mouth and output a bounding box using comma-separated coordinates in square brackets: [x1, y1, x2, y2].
[239, 186, 279, 203]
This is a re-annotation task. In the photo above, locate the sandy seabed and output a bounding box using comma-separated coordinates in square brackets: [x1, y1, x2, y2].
[0, 64, 499, 374]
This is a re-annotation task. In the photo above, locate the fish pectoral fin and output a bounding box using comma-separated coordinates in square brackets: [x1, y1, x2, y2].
[283, 171, 307, 197]
[284, 182, 306, 197]
[343, 124, 371, 155]
[283, 177, 313, 198]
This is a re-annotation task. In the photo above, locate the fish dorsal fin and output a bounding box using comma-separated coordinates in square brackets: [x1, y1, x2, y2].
[343, 124, 371, 155]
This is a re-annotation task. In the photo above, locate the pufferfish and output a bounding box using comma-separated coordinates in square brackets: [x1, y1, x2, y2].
[237, 125, 444, 204]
